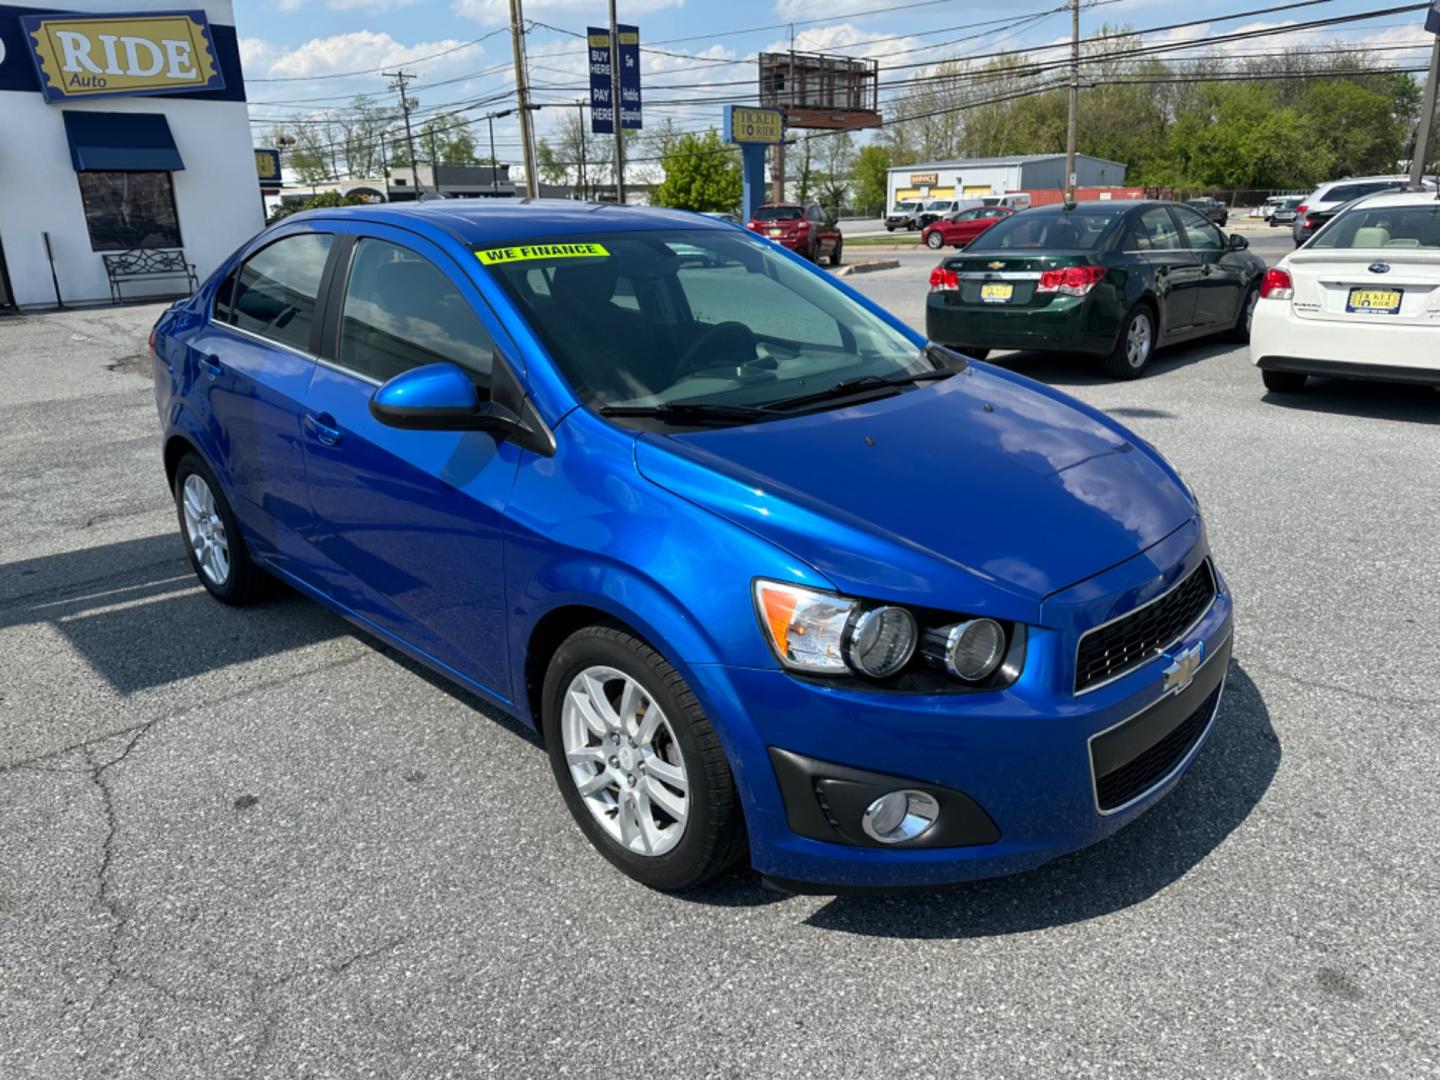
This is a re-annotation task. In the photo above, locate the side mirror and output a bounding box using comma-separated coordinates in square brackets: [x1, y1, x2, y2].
[369, 362, 526, 436]
[1228, 232, 1249, 251]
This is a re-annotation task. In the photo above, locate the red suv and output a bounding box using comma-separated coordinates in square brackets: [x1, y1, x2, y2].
[746, 202, 843, 264]
[921, 206, 1014, 250]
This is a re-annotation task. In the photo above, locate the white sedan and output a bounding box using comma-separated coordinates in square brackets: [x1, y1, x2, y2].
[1251, 190, 1440, 393]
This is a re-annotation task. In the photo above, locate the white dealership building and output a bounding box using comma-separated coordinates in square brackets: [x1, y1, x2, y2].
[0, 1, 262, 308]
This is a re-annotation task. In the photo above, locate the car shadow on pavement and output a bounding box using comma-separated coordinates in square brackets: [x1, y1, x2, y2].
[795, 662, 1279, 938]
[1261, 379, 1440, 424]
[991, 340, 1235, 389]
[0, 533, 346, 695]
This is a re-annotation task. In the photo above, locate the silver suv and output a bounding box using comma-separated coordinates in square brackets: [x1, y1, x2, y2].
[1293, 175, 1438, 245]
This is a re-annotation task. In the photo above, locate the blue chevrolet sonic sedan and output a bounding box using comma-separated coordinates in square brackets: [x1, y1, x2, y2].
[150, 200, 1233, 892]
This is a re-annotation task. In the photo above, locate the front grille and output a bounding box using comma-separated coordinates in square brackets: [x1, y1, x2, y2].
[1075, 561, 1216, 694]
[1093, 682, 1221, 811]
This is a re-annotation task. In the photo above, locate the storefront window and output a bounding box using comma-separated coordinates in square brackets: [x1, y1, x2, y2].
[76, 172, 182, 252]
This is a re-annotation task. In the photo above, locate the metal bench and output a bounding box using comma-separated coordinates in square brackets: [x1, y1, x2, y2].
[100, 248, 199, 304]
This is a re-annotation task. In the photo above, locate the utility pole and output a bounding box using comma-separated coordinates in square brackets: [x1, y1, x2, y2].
[384, 70, 421, 194]
[1064, 0, 1079, 202]
[609, 0, 625, 203]
[427, 123, 440, 194]
[1412, 36, 1440, 188]
[508, 0, 538, 197]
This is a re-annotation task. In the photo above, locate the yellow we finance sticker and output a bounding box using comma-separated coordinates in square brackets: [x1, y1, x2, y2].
[476, 242, 609, 266]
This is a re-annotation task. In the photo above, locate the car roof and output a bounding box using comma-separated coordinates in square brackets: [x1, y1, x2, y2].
[289, 198, 730, 246]
[1338, 190, 1440, 210]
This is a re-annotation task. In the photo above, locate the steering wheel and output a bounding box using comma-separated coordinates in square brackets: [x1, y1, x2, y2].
[673, 321, 760, 377]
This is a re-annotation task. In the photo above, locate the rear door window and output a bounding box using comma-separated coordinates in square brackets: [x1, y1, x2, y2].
[337, 238, 495, 388]
[228, 232, 333, 352]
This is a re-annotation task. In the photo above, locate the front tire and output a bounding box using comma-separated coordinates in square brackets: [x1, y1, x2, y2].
[925, 231, 944, 250]
[1101, 305, 1156, 379]
[1262, 369, 1307, 393]
[173, 452, 266, 605]
[542, 626, 746, 891]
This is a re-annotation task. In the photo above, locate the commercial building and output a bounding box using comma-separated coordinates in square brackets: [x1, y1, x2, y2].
[0, 2, 261, 309]
[886, 154, 1128, 207]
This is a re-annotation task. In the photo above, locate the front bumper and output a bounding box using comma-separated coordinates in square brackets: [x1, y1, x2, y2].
[688, 527, 1235, 889]
[925, 292, 1116, 355]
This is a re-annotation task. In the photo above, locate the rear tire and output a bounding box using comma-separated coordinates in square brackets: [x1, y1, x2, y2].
[542, 625, 746, 892]
[925, 231, 944, 250]
[830, 238, 843, 266]
[1262, 369, 1307, 393]
[1100, 305, 1156, 379]
[173, 452, 267, 606]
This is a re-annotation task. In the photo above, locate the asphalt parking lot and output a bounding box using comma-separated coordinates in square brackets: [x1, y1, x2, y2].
[2, 240, 1438, 1077]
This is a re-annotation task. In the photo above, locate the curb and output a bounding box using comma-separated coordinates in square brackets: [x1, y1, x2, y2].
[832, 259, 902, 276]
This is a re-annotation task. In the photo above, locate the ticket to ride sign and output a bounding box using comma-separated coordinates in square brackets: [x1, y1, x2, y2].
[21, 10, 224, 102]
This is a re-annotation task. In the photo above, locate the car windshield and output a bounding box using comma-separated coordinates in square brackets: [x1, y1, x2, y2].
[1311, 204, 1440, 249]
[753, 206, 802, 221]
[924, 200, 951, 211]
[965, 208, 1122, 251]
[480, 229, 934, 413]
[892, 201, 917, 211]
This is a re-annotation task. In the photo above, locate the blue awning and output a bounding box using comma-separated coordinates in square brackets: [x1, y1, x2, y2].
[62, 112, 185, 172]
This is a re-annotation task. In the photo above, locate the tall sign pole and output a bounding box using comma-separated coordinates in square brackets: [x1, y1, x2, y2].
[508, 0, 538, 197]
[1064, 0, 1079, 201]
[609, 0, 625, 203]
[1412, 2, 1440, 187]
[726, 106, 784, 222]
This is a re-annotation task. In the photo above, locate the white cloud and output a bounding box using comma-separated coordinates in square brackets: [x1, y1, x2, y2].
[451, 0, 683, 27]
[275, 0, 304, 12]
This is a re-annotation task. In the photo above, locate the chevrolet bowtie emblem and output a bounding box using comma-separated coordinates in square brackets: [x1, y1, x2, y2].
[1162, 642, 1204, 695]
[988, 261, 1005, 270]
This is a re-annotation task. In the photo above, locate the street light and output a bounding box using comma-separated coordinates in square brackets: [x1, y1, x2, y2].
[481, 105, 540, 195]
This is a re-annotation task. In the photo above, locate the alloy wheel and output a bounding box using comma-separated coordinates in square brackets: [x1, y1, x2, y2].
[1126, 312, 1152, 369]
[560, 665, 689, 857]
[182, 474, 230, 586]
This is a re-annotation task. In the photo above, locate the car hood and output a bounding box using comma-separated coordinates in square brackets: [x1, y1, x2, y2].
[633, 368, 1196, 617]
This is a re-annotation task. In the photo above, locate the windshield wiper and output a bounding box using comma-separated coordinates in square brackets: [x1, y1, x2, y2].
[758, 367, 954, 413]
[598, 401, 774, 425]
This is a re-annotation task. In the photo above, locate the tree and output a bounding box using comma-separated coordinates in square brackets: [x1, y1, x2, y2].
[813, 131, 855, 210]
[850, 144, 890, 214]
[651, 129, 742, 212]
[267, 190, 369, 224]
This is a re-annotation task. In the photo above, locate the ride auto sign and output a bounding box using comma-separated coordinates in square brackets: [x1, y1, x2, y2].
[20, 10, 224, 102]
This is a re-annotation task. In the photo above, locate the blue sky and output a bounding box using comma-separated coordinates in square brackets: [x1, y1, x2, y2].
[234, 0, 1439, 171]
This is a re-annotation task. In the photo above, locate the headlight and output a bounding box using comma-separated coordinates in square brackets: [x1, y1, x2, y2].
[845, 605, 917, 678]
[753, 581, 856, 674]
[754, 579, 1017, 687]
[942, 619, 1006, 682]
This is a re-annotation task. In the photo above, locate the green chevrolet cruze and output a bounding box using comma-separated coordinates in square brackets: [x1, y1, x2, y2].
[925, 200, 1269, 378]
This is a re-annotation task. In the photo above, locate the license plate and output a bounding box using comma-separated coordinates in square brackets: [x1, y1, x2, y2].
[1346, 287, 1402, 314]
[980, 282, 1014, 303]
[768, 228, 783, 237]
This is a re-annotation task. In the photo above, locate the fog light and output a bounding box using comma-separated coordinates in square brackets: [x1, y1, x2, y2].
[945, 618, 1005, 682]
[861, 789, 940, 844]
[845, 605, 917, 678]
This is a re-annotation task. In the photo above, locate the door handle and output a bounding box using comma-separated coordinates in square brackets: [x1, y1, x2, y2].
[200, 355, 224, 379]
[1156, 265, 1169, 277]
[1201, 265, 1213, 276]
[304, 413, 343, 447]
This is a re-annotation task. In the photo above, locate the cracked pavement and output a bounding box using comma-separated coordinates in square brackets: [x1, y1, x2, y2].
[1, 288, 1438, 1078]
